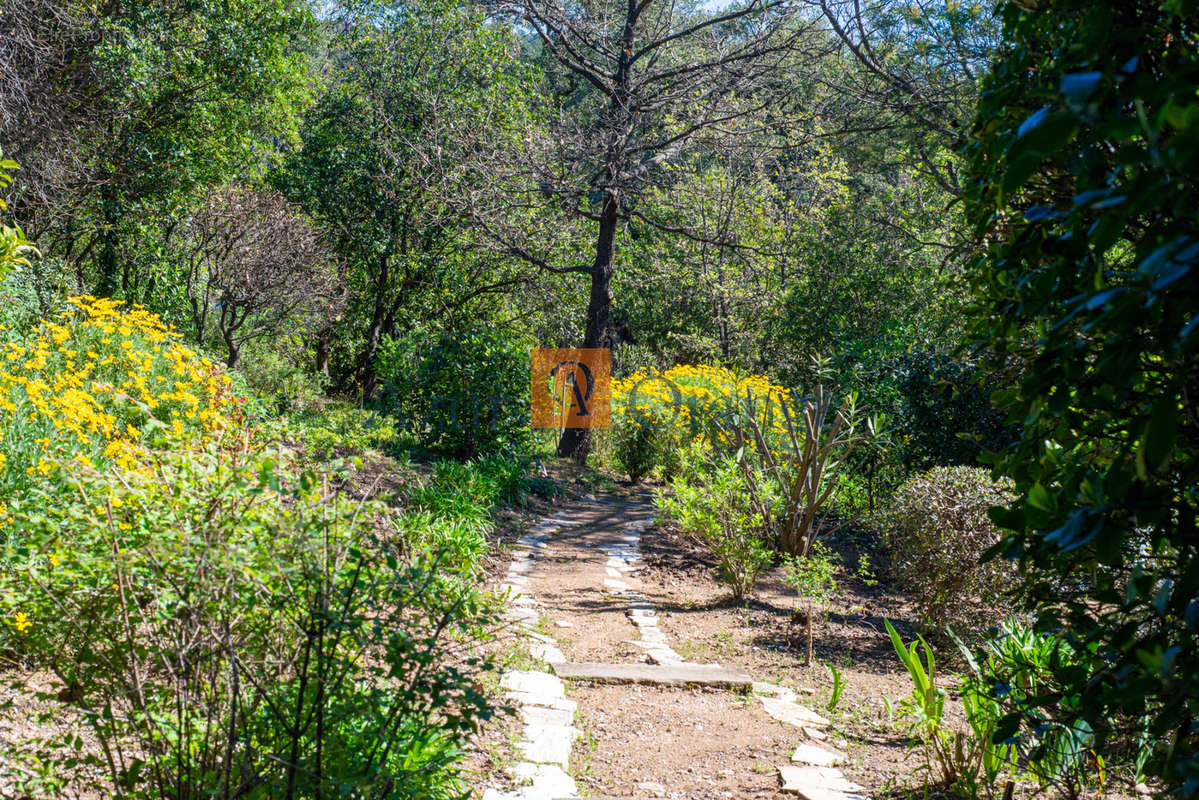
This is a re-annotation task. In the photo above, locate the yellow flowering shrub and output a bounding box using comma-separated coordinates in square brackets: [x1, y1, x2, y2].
[606, 364, 793, 479]
[0, 296, 236, 519]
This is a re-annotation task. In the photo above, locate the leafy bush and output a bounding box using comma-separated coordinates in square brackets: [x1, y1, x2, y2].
[959, 620, 1104, 797]
[288, 404, 403, 458]
[893, 350, 1012, 472]
[0, 296, 238, 539]
[656, 457, 773, 600]
[376, 326, 530, 459]
[1, 448, 498, 799]
[964, 0, 1199, 789]
[235, 343, 328, 413]
[0, 302, 505, 797]
[609, 411, 666, 482]
[608, 363, 792, 479]
[889, 466, 1015, 632]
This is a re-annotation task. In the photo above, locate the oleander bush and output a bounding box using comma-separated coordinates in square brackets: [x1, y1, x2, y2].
[889, 466, 1016, 632]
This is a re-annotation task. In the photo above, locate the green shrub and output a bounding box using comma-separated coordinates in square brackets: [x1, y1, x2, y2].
[375, 326, 530, 459]
[782, 540, 840, 664]
[236, 344, 328, 413]
[610, 412, 666, 482]
[888, 466, 1015, 632]
[893, 350, 1012, 472]
[288, 403, 404, 458]
[959, 620, 1103, 796]
[656, 457, 773, 600]
[0, 448, 498, 799]
[964, 1, 1199, 788]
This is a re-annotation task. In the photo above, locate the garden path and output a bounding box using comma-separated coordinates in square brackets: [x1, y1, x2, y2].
[477, 491, 872, 800]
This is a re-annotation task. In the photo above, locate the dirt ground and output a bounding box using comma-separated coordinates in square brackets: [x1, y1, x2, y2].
[468, 484, 943, 800]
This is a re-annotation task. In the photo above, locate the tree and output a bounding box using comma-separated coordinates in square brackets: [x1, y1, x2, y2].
[483, 0, 815, 459]
[0, 150, 38, 283]
[809, 0, 998, 204]
[0, 0, 315, 299]
[966, 1, 1199, 792]
[277, 0, 536, 398]
[183, 184, 335, 369]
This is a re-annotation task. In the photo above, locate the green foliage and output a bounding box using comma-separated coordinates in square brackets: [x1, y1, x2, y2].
[395, 456, 528, 578]
[376, 326, 531, 459]
[287, 404, 404, 459]
[889, 466, 1015, 633]
[964, 0, 1199, 790]
[0, 303, 510, 797]
[957, 621, 1103, 796]
[18, 0, 314, 299]
[609, 411, 669, 482]
[0, 152, 38, 283]
[885, 619, 1014, 795]
[236, 344, 329, 413]
[893, 350, 1012, 472]
[783, 540, 839, 606]
[1, 447, 498, 799]
[783, 540, 840, 664]
[709, 372, 874, 556]
[825, 662, 846, 712]
[656, 457, 773, 600]
[274, 0, 536, 395]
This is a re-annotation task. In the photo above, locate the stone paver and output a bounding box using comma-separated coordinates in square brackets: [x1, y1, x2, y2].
[502, 670, 566, 699]
[759, 695, 831, 728]
[488, 514, 582, 800]
[516, 723, 581, 768]
[552, 661, 753, 689]
[778, 765, 868, 799]
[791, 743, 846, 766]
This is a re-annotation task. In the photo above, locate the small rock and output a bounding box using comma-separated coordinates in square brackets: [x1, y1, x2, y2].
[637, 780, 668, 797]
[555, 620, 575, 628]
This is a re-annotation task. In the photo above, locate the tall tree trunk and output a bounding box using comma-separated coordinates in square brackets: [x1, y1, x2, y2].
[557, 195, 618, 461]
[225, 338, 240, 370]
[96, 195, 119, 298]
[315, 328, 331, 378]
[360, 305, 386, 402]
[359, 256, 390, 402]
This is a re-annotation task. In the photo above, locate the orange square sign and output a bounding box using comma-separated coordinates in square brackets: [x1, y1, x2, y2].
[531, 348, 611, 429]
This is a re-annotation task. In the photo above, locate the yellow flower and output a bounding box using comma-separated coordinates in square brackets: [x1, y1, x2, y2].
[13, 611, 31, 633]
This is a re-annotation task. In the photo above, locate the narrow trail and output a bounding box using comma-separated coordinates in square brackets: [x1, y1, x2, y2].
[478, 491, 872, 800]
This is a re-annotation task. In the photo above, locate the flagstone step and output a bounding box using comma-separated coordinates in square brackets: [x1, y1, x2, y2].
[551, 661, 752, 690]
